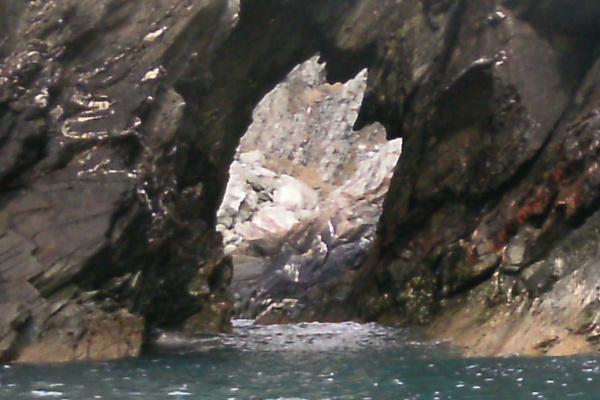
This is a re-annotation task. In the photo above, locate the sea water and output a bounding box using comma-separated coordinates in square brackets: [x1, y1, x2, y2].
[1, 320, 599, 399]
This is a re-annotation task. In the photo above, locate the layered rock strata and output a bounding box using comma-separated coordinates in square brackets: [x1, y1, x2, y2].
[0, 0, 242, 362]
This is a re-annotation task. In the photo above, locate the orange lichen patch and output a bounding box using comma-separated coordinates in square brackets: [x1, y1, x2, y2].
[517, 186, 554, 224]
[477, 186, 555, 267]
[553, 161, 600, 220]
[499, 157, 600, 240]
[555, 187, 584, 219]
[547, 165, 565, 185]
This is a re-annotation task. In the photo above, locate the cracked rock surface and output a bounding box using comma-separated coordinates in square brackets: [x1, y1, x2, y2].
[217, 56, 401, 321]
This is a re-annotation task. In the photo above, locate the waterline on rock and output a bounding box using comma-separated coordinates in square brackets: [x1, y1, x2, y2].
[2, 321, 600, 399]
[147, 320, 447, 356]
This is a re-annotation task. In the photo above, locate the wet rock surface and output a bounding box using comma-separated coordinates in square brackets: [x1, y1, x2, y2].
[0, 0, 242, 362]
[1, 0, 600, 362]
[328, 0, 600, 356]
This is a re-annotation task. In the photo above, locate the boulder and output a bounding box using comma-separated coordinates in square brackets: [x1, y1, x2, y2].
[273, 175, 319, 212]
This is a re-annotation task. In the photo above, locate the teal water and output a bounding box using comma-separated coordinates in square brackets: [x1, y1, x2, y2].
[1, 321, 599, 399]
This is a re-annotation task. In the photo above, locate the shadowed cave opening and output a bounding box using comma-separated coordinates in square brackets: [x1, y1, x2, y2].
[216, 56, 402, 323]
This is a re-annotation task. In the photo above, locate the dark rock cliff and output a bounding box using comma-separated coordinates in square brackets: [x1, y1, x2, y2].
[1, 0, 600, 361]
[324, 0, 600, 356]
[0, 0, 240, 362]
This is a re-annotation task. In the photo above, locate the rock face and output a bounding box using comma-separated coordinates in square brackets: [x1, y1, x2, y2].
[0, 0, 241, 362]
[317, 0, 600, 356]
[227, 140, 401, 321]
[218, 56, 402, 320]
[217, 57, 397, 253]
[1, 0, 600, 362]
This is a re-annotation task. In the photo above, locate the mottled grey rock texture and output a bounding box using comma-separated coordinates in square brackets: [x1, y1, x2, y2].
[217, 56, 398, 257]
[216, 55, 401, 321]
[228, 138, 401, 321]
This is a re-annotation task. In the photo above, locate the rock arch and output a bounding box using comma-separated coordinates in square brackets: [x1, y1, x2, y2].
[1, 0, 600, 361]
